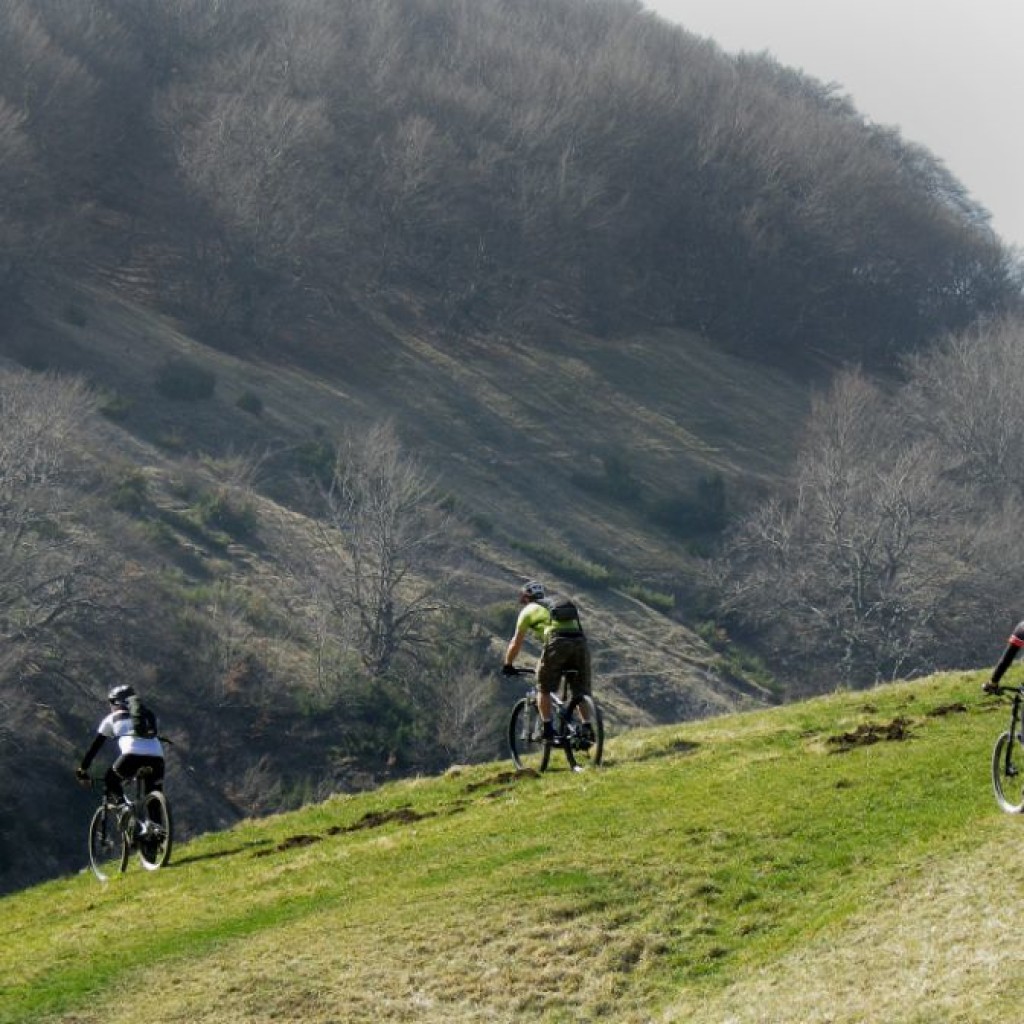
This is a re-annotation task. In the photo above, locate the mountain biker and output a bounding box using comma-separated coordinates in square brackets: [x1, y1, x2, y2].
[75, 685, 164, 806]
[984, 620, 1024, 693]
[502, 580, 593, 743]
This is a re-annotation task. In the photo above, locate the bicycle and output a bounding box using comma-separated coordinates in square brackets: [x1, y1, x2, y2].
[86, 767, 173, 881]
[506, 666, 604, 772]
[989, 683, 1024, 813]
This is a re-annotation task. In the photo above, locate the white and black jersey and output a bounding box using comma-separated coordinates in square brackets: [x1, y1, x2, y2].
[96, 708, 164, 758]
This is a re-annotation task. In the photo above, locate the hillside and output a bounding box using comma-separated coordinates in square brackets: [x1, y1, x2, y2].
[3, 668, 1019, 1023]
[0, 273, 801, 895]
[13, 274, 806, 699]
[2, 0, 1021, 898]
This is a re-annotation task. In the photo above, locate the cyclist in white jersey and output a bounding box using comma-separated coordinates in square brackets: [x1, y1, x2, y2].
[75, 685, 164, 804]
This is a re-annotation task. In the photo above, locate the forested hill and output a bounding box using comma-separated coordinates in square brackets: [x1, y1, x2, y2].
[1, 0, 1022, 896]
[1, 0, 1017, 373]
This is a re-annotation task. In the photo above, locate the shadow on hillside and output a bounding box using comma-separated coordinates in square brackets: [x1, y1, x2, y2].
[249, 805, 443, 859]
[174, 838, 275, 865]
[464, 769, 539, 796]
[630, 738, 700, 763]
[827, 716, 913, 753]
[254, 833, 324, 856]
[243, 777, 548, 859]
[327, 806, 438, 834]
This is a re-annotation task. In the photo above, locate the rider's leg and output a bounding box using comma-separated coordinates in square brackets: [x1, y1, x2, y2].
[570, 640, 593, 723]
[140, 756, 165, 795]
[536, 649, 559, 739]
[109, 753, 146, 803]
[537, 689, 553, 723]
[105, 762, 127, 805]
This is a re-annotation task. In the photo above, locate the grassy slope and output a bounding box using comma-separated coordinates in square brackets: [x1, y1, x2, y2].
[4, 668, 1023, 1024]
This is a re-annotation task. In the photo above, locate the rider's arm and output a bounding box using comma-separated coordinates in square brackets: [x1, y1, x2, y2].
[990, 621, 1024, 688]
[78, 733, 105, 773]
[504, 628, 527, 668]
[504, 603, 546, 667]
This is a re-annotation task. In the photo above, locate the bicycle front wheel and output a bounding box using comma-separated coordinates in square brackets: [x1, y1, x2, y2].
[137, 790, 173, 870]
[993, 732, 1024, 813]
[88, 805, 128, 881]
[509, 697, 551, 772]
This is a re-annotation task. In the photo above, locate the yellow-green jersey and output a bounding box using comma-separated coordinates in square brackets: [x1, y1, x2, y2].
[515, 599, 584, 644]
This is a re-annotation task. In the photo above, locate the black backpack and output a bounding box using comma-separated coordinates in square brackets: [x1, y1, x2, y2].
[127, 694, 159, 739]
[542, 595, 584, 631]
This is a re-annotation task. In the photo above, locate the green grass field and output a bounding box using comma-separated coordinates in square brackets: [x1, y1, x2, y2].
[4, 669, 1024, 1023]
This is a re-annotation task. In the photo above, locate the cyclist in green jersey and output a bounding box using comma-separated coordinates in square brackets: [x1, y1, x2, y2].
[502, 580, 593, 743]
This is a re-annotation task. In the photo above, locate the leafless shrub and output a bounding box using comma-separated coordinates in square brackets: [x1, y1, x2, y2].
[0, 370, 100, 649]
[316, 421, 454, 681]
[714, 369, 985, 688]
[435, 662, 500, 764]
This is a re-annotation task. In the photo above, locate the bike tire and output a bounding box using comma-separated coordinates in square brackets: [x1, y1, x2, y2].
[88, 804, 127, 881]
[563, 695, 604, 770]
[992, 731, 1024, 813]
[137, 790, 173, 870]
[509, 697, 551, 772]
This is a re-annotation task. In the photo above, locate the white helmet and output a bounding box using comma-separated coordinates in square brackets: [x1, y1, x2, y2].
[520, 580, 546, 601]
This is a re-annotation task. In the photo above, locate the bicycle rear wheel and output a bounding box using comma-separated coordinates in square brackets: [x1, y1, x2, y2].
[509, 697, 551, 772]
[88, 804, 128, 881]
[993, 731, 1024, 813]
[563, 695, 604, 771]
[137, 790, 173, 870]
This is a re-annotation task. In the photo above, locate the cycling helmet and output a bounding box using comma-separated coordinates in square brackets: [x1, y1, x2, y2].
[107, 684, 136, 707]
[520, 580, 546, 601]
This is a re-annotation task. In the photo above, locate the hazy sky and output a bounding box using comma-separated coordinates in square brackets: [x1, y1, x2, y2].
[641, 0, 1024, 251]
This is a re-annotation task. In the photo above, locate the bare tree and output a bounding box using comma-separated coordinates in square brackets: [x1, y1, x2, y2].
[316, 421, 453, 681]
[714, 370, 978, 687]
[0, 370, 101, 650]
[903, 316, 1024, 497]
[435, 661, 499, 764]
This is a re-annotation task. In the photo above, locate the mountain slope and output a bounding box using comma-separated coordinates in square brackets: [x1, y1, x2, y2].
[0, 272, 799, 894]
[3, 668, 1019, 1023]
[11, 275, 805, 715]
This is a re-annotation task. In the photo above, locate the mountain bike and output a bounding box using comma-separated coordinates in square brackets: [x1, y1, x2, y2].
[506, 666, 604, 772]
[989, 683, 1024, 813]
[86, 768, 173, 881]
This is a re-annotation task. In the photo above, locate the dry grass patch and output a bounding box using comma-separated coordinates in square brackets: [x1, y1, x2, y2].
[660, 820, 1024, 1023]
